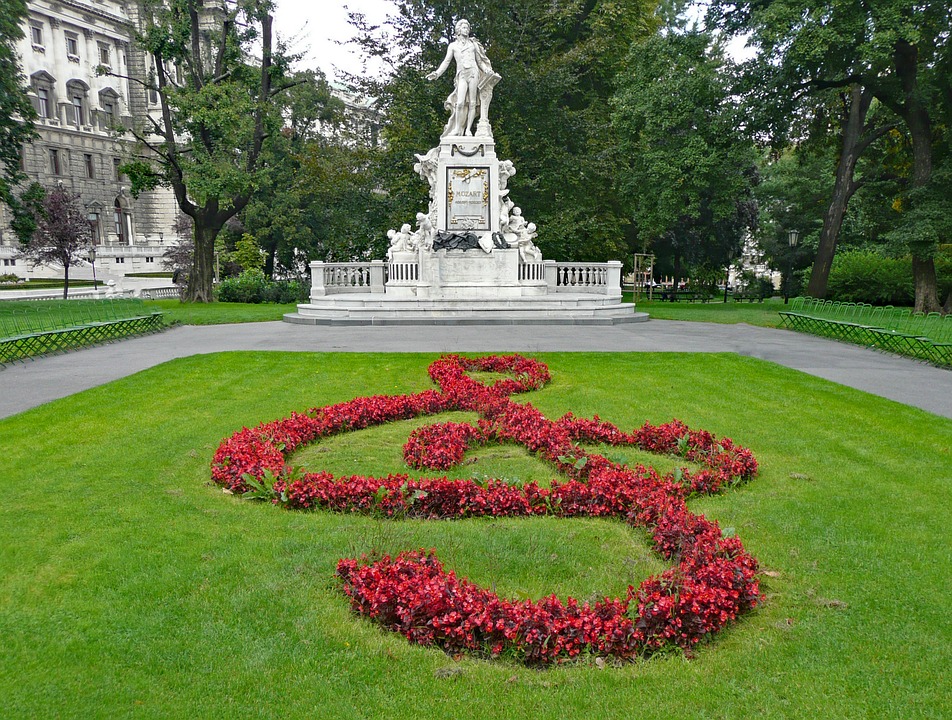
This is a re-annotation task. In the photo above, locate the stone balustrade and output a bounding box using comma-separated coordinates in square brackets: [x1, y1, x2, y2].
[387, 259, 421, 286]
[518, 261, 545, 282]
[547, 261, 622, 298]
[309, 259, 622, 300]
[310, 261, 386, 297]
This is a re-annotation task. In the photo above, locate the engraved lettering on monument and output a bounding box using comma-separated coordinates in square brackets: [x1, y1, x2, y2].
[446, 167, 491, 231]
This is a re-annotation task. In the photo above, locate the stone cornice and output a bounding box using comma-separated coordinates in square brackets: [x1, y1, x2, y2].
[35, 0, 133, 30]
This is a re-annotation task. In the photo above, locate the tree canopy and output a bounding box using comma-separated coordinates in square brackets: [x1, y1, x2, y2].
[120, 0, 296, 301]
[1, 0, 38, 238]
[18, 185, 92, 299]
[708, 0, 952, 310]
[612, 29, 759, 278]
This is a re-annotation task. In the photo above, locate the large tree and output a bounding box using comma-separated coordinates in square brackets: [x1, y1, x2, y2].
[19, 185, 92, 299]
[611, 30, 759, 279]
[346, 0, 657, 265]
[708, 0, 952, 311]
[802, 86, 896, 297]
[236, 70, 392, 275]
[119, 0, 296, 302]
[1, 0, 38, 237]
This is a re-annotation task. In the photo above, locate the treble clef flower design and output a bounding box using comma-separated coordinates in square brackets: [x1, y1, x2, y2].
[212, 355, 760, 666]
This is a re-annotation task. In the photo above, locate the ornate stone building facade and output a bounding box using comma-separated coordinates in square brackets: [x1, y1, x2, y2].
[0, 0, 179, 279]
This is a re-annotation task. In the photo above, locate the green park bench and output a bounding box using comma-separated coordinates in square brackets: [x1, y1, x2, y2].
[779, 297, 952, 367]
[731, 291, 765, 303]
[659, 290, 713, 303]
[0, 299, 166, 366]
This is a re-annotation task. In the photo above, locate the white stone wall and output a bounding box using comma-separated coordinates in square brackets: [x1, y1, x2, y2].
[2, 0, 178, 278]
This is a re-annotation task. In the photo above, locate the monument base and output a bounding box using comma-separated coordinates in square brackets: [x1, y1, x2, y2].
[288, 254, 642, 326]
[287, 295, 645, 326]
[386, 249, 545, 299]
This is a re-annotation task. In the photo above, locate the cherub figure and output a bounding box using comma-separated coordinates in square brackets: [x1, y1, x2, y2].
[411, 212, 436, 251]
[387, 224, 413, 260]
[413, 147, 440, 194]
[517, 222, 542, 262]
[504, 206, 527, 246]
[498, 160, 516, 191]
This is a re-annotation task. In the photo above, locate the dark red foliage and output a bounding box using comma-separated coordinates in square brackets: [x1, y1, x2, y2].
[211, 354, 761, 666]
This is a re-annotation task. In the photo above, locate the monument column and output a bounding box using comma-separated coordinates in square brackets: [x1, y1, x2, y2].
[435, 138, 499, 234]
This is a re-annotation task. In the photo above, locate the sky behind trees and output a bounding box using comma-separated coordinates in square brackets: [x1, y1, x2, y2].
[273, 0, 396, 80]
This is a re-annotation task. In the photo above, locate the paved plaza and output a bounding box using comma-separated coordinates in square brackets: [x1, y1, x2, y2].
[2, 319, 950, 420]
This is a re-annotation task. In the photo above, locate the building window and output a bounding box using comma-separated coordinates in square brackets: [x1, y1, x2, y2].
[30, 24, 43, 47]
[114, 197, 133, 245]
[113, 157, 122, 181]
[98, 43, 110, 67]
[99, 88, 120, 130]
[66, 81, 88, 126]
[30, 72, 56, 119]
[114, 256, 125, 264]
[70, 96, 83, 125]
[66, 33, 79, 60]
[88, 213, 101, 245]
[84, 153, 95, 178]
[149, 59, 159, 104]
[145, 256, 154, 263]
[49, 148, 61, 175]
[36, 88, 50, 118]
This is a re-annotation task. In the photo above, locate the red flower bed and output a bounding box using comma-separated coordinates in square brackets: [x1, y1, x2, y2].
[212, 354, 761, 665]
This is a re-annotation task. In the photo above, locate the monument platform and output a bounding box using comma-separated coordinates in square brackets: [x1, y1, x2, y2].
[287, 293, 644, 326]
[285, 256, 644, 326]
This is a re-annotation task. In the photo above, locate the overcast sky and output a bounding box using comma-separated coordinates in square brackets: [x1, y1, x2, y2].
[270, 2, 754, 82]
[272, 0, 397, 82]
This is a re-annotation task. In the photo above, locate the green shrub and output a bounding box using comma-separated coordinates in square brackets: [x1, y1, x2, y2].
[216, 269, 268, 303]
[937, 245, 952, 300]
[216, 269, 308, 304]
[826, 250, 914, 304]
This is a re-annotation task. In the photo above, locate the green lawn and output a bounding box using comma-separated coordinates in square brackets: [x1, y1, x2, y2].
[1, 352, 948, 718]
[629, 295, 789, 327]
[144, 298, 298, 324]
[0, 296, 786, 327]
[0, 278, 96, 292]
[141, 296, 790, 327]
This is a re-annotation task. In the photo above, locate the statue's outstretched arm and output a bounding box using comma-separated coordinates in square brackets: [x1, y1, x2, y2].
[427, 45, 454, 81]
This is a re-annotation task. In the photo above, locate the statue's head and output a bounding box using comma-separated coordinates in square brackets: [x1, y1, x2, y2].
[455, 19, 470, 36]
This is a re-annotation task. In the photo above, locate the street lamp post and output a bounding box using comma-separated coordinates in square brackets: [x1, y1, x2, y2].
[87, 211, 99, 292]
[87, 246, 98, 291]
[785, 229, 800, 304]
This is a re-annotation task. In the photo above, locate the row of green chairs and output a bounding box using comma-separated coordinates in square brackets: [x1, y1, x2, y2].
[0, 299, 165, 365]
[780, 297, 952, 367]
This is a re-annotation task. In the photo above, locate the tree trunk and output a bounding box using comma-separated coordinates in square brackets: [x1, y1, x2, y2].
[893, 40, 941, 313]
[807, 86, 872, 298]
[186, 221, 219, 303]
[912, 255, 940, 313]
[62, 263, 69, 299]
[265, 247, 275, 279]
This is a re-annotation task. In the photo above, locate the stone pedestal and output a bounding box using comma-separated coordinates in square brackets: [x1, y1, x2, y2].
[434, 136, 500, 234]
